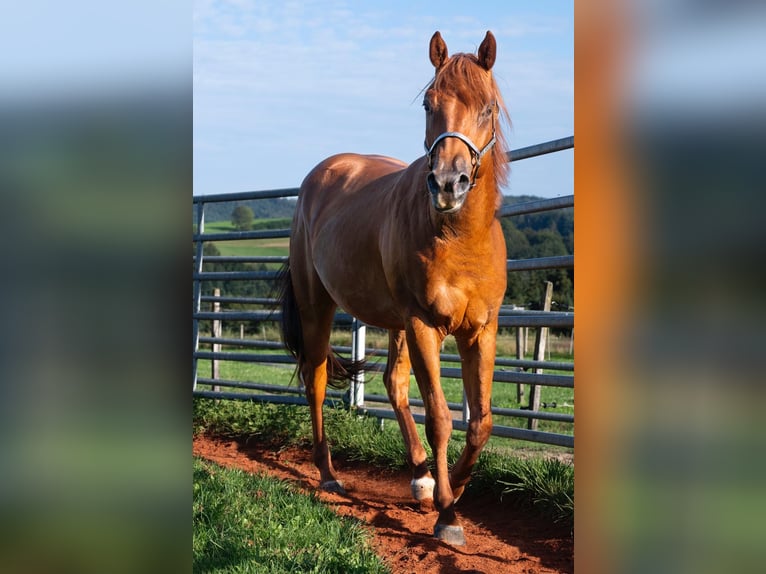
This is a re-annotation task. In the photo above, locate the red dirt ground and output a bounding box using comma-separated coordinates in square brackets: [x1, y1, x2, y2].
[193, 435, 573, 573]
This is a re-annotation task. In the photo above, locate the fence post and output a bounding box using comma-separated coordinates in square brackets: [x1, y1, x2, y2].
[192, 201, 206, 391]
[351, 318, 366, 407]
[523, 327, 528, 356]
[516, 327, 525, 403]
[212, 288, 221, 392]
[528, 281, 553, 430]
[569, 327, 574, 355]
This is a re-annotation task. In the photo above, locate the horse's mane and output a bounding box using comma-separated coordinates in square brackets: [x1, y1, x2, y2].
[428, 53, 510, 189]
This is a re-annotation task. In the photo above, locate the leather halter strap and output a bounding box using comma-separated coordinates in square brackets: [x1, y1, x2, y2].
[424, 128, 496, 176]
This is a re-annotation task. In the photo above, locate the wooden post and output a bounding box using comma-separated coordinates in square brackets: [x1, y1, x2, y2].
[569, 327, 574, 355]
[523, 327, 528, 356]
[240, 323, 244, 340]
[212, 288, 221, 392]
[528, 281, 553, 431]
[516, 327, 525, 403]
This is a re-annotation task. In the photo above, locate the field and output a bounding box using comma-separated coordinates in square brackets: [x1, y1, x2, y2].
[200, 220, 290, 257]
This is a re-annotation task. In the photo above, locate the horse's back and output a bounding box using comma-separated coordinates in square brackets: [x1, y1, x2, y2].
[300, 153, 406, 203]
[296, 152, 408, 250]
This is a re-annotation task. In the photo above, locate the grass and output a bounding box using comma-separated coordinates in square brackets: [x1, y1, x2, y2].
[193, 457, 388, 573]
[193, 399, 574, 525]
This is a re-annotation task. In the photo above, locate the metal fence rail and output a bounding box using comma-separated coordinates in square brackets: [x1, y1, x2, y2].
[193, 136, 574, 448]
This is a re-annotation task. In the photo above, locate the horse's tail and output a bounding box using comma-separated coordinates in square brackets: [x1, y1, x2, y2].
[277, 263, 365, 390]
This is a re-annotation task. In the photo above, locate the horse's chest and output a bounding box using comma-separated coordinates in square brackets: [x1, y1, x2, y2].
[424, 279, 489, 333]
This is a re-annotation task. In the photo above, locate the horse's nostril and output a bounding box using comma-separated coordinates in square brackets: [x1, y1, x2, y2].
[458, 173, 470, 186]
[427, 172, 439, 194]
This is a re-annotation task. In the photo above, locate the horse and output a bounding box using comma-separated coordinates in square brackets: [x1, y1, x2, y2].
[278, 31, 509, 546]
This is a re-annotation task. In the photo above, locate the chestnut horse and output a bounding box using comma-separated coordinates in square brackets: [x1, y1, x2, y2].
[279, 31, 509, 546]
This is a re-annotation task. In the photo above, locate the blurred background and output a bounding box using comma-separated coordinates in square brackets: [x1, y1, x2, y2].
[0, 2, 190, 572]
[577, 1, 766, 573]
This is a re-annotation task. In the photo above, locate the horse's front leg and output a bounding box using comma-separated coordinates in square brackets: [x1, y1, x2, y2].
[383, 330, 434, 504]
[405, 316, 465, 546]
[451, 320, 498, 502]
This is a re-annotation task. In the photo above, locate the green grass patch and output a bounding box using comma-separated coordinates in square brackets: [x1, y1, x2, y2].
[193, 457, 388, 573]
[193, 399, 573, 526]
[197, 220, 291, 257]
[202, 218, 292, 234]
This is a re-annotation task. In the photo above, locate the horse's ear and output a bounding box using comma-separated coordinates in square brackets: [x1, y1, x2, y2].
[429, 31, 448, 69]
[478, 31, 496, 71]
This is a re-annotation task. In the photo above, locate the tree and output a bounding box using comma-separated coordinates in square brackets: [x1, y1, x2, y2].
[231, 205, 254, 231]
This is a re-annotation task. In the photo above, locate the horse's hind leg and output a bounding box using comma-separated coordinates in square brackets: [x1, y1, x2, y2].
[289, 257, 345, 493]
[384, 330, 434, 504]
[299, 303, 345, 493]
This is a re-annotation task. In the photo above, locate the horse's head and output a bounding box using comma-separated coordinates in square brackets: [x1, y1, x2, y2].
[423, 31, 508, 214]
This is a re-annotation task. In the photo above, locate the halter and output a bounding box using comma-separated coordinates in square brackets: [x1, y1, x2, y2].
[424, 127, 496, 186]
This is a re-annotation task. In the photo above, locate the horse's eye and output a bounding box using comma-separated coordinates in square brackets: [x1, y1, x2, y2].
[422, 101, 431, 113]
[483, 104, 493, 117]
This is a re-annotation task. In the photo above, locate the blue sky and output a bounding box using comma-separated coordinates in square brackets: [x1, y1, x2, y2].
[193, 0, 573, 198]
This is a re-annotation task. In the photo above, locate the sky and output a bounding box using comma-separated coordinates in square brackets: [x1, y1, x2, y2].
[193, 0, 573, 198]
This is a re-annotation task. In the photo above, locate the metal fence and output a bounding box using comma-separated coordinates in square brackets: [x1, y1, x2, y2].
[193, 136, 574, 448]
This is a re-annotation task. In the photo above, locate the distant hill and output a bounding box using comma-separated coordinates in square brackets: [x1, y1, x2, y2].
[198, 194, 570, 228]
[195, 197, 297, 223]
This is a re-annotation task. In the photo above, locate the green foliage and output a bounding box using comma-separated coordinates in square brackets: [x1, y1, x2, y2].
[500, 197, 574, 311]
[249, 217, 292, 231]
[231, 205, 254, 231]
[324, 409, 409, 469]
[193, 399, 313, 444]
[193, 458, 388, 573]
[193, 241, 277, 324]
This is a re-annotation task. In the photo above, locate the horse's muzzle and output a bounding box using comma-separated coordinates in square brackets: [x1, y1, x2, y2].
[427, 170, 471, 213]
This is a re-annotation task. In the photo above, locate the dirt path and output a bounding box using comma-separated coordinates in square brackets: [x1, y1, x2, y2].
[193, 435, 573, 573]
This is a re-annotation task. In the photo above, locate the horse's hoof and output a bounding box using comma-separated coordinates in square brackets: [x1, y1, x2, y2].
[434, 524, 466, 546]
[410, 476, 435, 501]
[320, 480, 346, 494]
